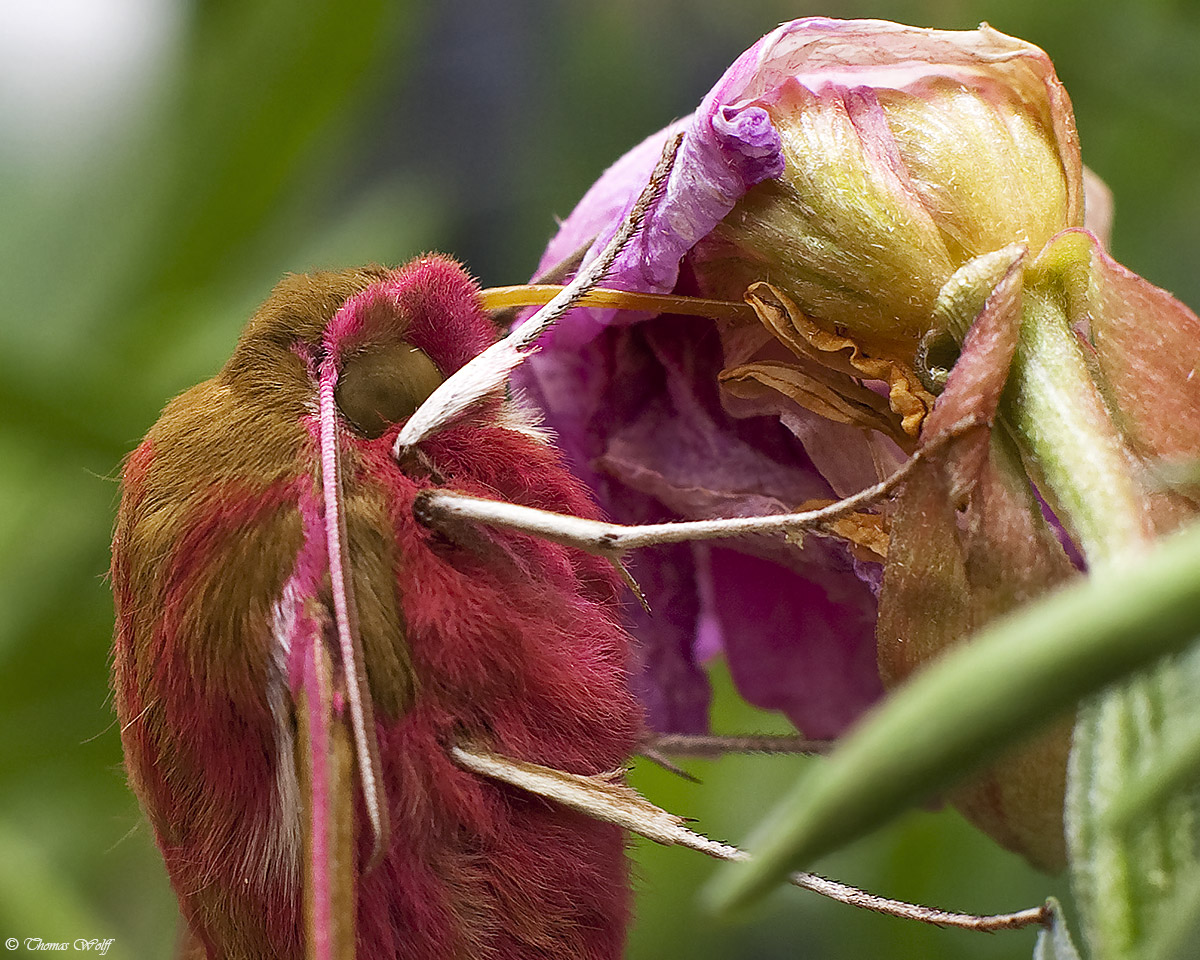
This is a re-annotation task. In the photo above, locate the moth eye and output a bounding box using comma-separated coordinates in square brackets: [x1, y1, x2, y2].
[335, 342, 443, 438]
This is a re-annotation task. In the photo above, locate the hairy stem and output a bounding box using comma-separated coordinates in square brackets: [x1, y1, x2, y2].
[1002, 284, 1151, 565]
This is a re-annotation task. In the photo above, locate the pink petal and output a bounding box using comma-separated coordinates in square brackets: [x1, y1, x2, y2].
[708, 547, 881, 739]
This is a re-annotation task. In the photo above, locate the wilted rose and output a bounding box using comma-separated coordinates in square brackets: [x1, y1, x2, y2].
[514, 17, 1200, 871]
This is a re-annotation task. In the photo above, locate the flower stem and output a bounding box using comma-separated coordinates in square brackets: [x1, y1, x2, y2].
[1003, 272, 1200, 960]
[1001, 283, 1151, 565]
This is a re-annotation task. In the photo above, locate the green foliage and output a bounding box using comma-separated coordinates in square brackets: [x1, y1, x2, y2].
[1068, 646, 1200, 960]
[2, 2, 1199, 958]
[705, 522, 1200, 914]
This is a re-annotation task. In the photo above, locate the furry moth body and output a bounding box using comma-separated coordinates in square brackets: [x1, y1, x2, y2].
[111, 258, 642, 959]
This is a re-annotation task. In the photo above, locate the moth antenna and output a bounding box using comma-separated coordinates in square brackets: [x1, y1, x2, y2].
[643, 733, 832, 758]
[450, 745, 1049, 934]
[297, 634, 356, 960]
[318, 358, 390, 869]
[412, 416, 982, 557]
[394, 132, 684, 456]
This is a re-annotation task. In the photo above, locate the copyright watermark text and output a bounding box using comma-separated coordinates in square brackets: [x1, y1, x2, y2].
[5, 940, 114, 955]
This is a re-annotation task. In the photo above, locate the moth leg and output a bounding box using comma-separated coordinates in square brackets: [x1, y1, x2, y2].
[452, 744, 687, 843]
[533, 236, 596, 285]
[413, 487, 883, 558]
[395, 131, 683, 453]
[638, 734, 832, 782]
[450, 745, 1049, 934]
[414, 415, 980, 557]
[642, 733, 832, 759]
[637, 747, 701, 784]
[484, 235, 598, 332]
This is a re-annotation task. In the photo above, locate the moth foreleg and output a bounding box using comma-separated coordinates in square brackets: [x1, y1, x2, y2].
[414, 488, 868, 556]
[414, 414, 982, 557]
[395, 132, 684, 453]
[450, 745, 1049, 934]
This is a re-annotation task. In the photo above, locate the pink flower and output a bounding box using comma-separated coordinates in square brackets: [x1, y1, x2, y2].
[512, 17, 1198, 760]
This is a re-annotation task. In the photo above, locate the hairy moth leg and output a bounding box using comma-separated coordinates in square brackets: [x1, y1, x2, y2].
[484, 237, 597, 332]
[411, 419, 977, 558]
[643, 733, 831, 758]
[395, 131, 683, 453]
[638, 735, 830, 784]
[451, 746, 1049, 934]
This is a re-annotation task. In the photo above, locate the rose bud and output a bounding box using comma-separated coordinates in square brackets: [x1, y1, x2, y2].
[513, 16, 1199, 874]
[689, 20, 1082, 350]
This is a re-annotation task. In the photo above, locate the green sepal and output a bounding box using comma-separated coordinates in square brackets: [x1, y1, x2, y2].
[704, 520, 1200, 915]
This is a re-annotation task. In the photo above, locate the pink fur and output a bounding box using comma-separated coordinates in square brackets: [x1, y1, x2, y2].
[113, 257, 641, 959]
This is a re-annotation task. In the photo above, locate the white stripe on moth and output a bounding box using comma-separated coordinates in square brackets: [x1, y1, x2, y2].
[256, 580, 304, 891]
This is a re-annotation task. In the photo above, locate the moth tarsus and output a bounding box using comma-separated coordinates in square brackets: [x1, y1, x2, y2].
[411, 421, 980, 558]
[637, 747, 702, 783]
[452, 744, 1049, 933]
[608, 556, 650, 613]
[642, 733, 832, 758]
[393, 131, 683, 455]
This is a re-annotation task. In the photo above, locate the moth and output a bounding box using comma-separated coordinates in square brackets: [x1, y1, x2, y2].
[111, 142, 1042, 959]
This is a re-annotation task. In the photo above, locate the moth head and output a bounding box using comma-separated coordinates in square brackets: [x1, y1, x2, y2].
[220, 257, 493, 438]
[324, 256, 493, 439]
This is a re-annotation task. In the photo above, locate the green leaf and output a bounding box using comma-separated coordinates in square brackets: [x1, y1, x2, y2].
[704, 519, 1200, 914]
[1067, 644, 1200, 960]
[1104, 717, 1200, 833]
[1034, 899, 1085, 960]
[1143, 867, 1200, 960]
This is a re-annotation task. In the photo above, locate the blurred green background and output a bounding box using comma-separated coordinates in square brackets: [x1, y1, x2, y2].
[1, 0, 1195, 956]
